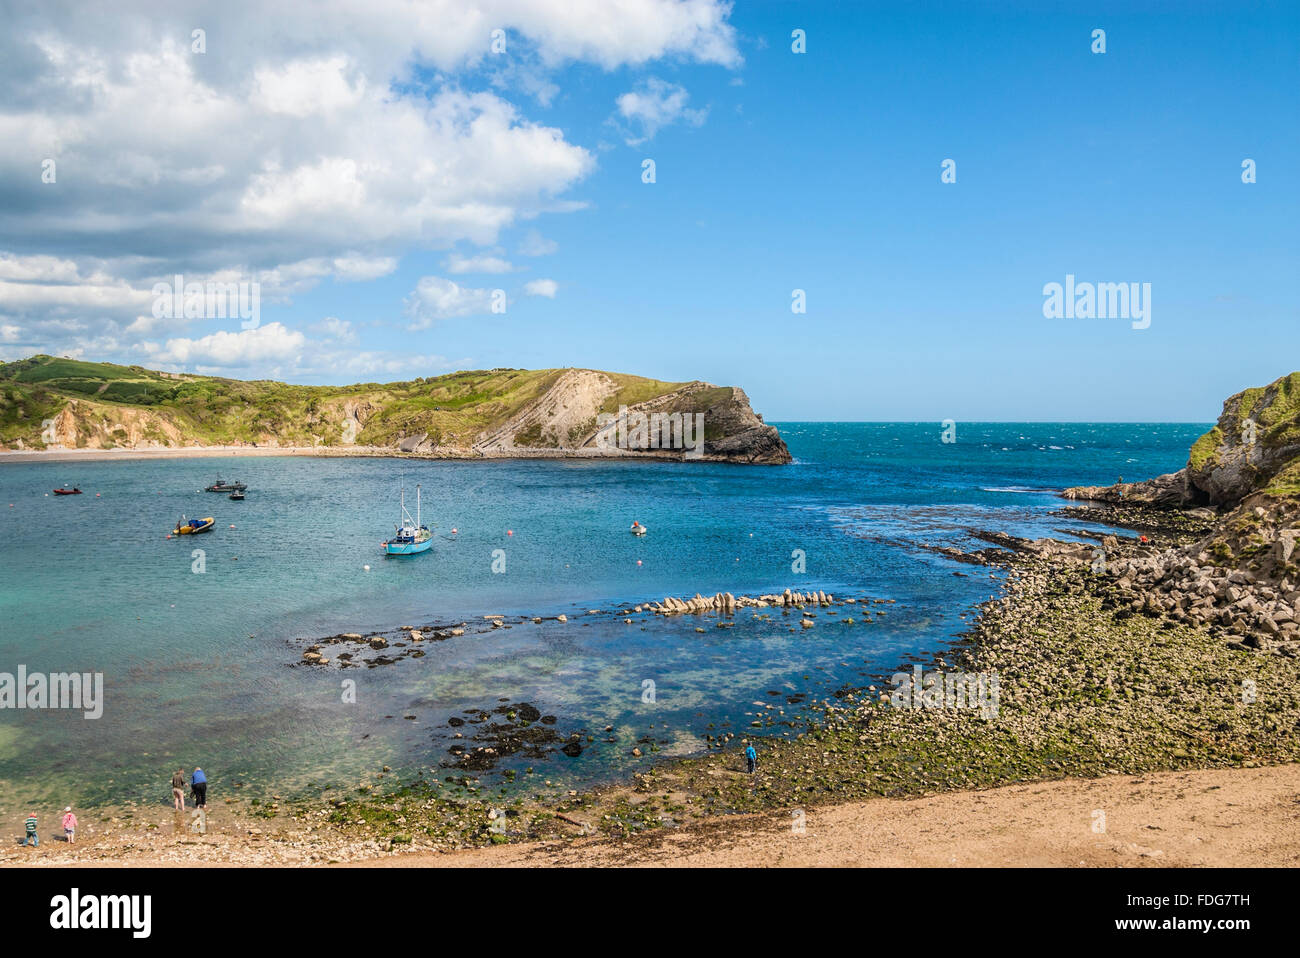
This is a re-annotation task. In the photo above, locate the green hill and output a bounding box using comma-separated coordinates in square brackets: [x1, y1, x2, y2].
[0, 355, 790, 463]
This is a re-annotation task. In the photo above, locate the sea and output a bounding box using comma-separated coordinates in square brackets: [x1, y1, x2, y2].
[0, 422, 1206, 807]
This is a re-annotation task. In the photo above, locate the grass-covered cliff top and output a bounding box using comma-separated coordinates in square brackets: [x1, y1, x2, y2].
[0, 354, 750, 454]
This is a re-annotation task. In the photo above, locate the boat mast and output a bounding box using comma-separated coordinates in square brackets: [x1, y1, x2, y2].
[416, 483, 421, 527]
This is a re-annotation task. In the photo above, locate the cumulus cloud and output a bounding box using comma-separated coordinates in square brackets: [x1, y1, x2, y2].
[614, 77, 708, 144]
[313, 316, 359, 344]
[0, 1, 737, 263]
[404, 276, 500, 329]
[0, 0, 738, 366]
[141, 322, 306, 367]
[0, 254, 82, 283]
[524, 278, 558, 298]
[136, 319, 460, 381]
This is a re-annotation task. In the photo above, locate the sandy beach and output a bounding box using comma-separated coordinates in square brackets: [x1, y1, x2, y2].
[0, 445, 397, 464]
[388, 764, 1300, 868]
[6, 764, 1296, 868]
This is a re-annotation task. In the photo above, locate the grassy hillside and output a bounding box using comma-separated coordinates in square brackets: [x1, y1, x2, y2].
[0, 355, 686, 451]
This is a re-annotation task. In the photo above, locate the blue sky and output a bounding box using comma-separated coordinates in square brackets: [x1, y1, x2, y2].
[1, 1, 1296, 421]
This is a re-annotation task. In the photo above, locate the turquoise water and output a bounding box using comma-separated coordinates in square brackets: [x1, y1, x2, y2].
[0, 423, 1206, 806]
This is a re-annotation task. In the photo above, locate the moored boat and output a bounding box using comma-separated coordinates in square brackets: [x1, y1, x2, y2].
[228, 490, 245, 501]
[205, 478, 246, 492]
[52, 487, 82, 495]
[173, 516, 215, 535]
[384, 484, 432, 555]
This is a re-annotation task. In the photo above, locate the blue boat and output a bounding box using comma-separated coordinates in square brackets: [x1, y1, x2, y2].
[384, 484, 432, 556]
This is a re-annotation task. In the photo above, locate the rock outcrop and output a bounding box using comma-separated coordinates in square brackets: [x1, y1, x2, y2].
[1053, 371, 1300, 651]
[470, 371, 790, 463]
[1187, 372, 1300, 505]
[1065, 371, 1300, 510]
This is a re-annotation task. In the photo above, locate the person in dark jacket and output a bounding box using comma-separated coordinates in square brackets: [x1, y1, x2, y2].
[190, 767, 207, 809]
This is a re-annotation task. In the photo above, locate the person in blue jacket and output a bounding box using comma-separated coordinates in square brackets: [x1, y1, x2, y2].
[190, 767, 208, 809]
[745, 744, 757, 774]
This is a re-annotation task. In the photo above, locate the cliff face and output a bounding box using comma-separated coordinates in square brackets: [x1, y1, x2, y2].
[1187, 372, 1300, 504]
[0, 355, 791, 464]
[466, 373, 790, 463]
[1066, 371, 1300, 509]
[1064, 370, 1300, 581]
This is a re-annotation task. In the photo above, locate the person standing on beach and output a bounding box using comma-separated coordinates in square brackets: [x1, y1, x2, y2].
[20, 812, 38, 847]
[172, 767, 187, 810]
[191, 767, 207, 809]
[745, 744, 757, 774]
[62, 807, 77, 844]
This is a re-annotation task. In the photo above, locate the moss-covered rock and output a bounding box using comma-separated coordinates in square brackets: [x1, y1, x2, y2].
[1188, 371, 1300, 506]
[1066, 371, 1300, 511]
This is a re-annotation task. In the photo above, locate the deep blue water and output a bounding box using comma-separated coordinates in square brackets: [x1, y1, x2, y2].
[0, 422, 1206, 806]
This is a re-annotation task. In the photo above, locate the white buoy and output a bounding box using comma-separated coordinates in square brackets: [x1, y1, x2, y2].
[363, 564, 371, 572]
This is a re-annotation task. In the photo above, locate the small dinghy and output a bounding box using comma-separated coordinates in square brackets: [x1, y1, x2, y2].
[384, 484, 432, 555]
[173, 516, 215, 535]
[52, 487, 82, 495]
[630, 521, 647, 536]
[228, 490, 245, 501]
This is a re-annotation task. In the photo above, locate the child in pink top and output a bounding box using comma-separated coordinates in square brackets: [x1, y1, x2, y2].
[62, 807, 77, 844]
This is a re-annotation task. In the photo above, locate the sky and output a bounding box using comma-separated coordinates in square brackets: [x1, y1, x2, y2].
[0, 0, 1296, 421]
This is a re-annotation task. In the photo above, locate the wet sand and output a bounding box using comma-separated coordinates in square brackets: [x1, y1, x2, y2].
[0, 445, 393, 464]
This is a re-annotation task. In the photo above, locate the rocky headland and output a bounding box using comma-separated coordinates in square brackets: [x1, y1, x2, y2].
[1063, 371, 1300, 654]
[0, 356, 791, 464]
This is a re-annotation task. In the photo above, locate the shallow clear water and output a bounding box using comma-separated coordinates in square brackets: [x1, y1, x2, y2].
[0, 422, 1205, 806]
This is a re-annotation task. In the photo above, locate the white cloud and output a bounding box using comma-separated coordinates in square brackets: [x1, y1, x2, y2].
[524, 278, 558, 298]
[308, 348, 462, 379]
[0, 251, 400, 348]
[253, 56, 368, 117]
[0, 254, 82, 283]
[404, 276, 499, 329]
[0, 276, 149, 313]
[142, 322, 306, 367]
[517, 229, 558, 257]
[444, 252, 516, 274]
[0, 0, 738, 365]
[0, 1, 737, 268]
[614, 77, 708, 144]
[330, 255, 399, 282]
[313, 316, 358, 344]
